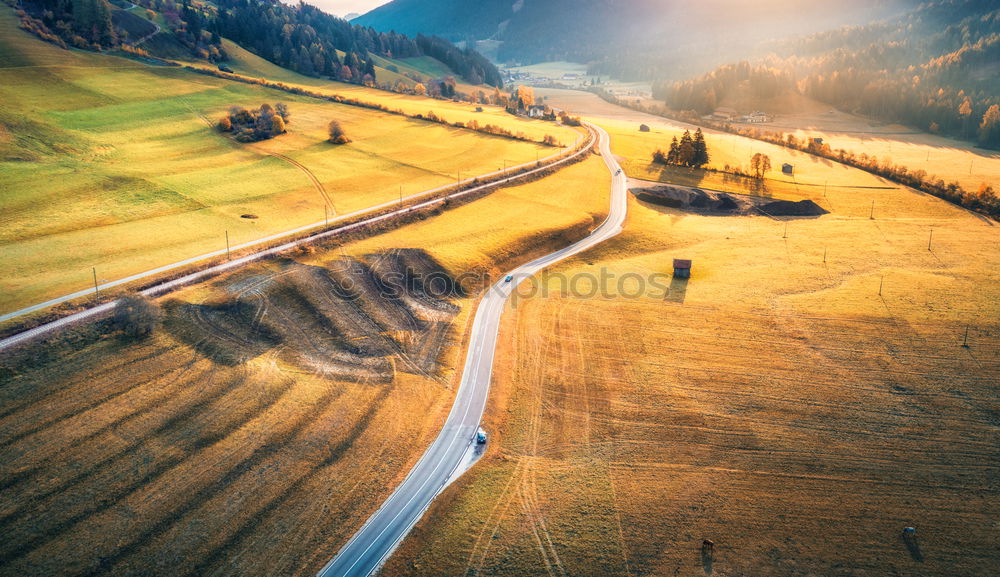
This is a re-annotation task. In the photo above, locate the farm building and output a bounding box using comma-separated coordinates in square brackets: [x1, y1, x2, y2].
[527, 105, 546, 118]
[712, 107, 738, 122]
[782, 163, 794, 175]
[673, 259, 692, 278]
[741, 111, 770, 123]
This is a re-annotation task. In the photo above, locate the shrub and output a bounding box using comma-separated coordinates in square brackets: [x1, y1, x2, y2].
[113, 294, 161, 339]
[328, 120, 350, 144]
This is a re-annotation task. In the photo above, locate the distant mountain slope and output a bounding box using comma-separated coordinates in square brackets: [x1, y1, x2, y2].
[656, 0, 1000, 147]
[353, 0, 513, 41]
[355, 0, 906, 69]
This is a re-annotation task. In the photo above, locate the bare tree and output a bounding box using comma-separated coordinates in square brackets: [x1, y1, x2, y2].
[113, 293, 161, 339]
[750, 153, 771, 179]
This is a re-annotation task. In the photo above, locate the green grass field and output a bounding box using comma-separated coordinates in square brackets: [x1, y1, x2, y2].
[191, 38, 577, 145]
[0, 8, 561, 316]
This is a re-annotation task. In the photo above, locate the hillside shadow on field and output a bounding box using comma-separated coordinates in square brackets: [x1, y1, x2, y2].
[164, 250, 460, 383]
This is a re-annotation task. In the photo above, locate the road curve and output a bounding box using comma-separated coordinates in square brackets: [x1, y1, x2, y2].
[316, 123, 626, 577]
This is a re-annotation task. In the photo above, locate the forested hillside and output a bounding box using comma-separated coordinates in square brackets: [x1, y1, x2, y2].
[10, 0, 501, 87]
[655, 0, 1000, 148]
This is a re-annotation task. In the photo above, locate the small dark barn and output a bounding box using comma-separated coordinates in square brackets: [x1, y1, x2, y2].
[673, 259, 692, 278]
[782, 163, 794, 175]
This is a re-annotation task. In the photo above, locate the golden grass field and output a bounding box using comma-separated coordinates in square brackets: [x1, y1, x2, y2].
[383, 96, 1000, 577]
[0, 155, 610, 577]
[0, 8, 573, 315]
[724, 91, 1000, 193]
[541, 89, 900, 208]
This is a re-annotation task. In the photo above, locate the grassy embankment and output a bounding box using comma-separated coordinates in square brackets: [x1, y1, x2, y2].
[0, 8, 575, 316]
[385, 95, 1000, 577]
[0, 154, 611, 577]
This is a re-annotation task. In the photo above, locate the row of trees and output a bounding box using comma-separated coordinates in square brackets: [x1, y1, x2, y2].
[652, 129, 710, 168]
[218, 102, 289, 142]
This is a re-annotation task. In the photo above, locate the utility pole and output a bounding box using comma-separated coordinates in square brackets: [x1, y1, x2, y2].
[783, 222, 788, 239]
[399, 185, 403, 206]
[962, 325, 970, 348]
[324, 204, 328, 226]
[928, 228, 933, 251]
[93, 267, 99, 298]
[225, 230, 230, 261]
[878, 275, 884, 296]
[823, 247, 827, 263]
[870, 200, 875, 220]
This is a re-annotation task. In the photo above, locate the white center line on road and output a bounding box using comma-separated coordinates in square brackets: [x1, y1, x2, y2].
[316, 123, 627, 577]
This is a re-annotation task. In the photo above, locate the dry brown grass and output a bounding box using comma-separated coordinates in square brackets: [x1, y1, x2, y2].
[0, 156, 610, 577]
[384, 107, 1000, 576]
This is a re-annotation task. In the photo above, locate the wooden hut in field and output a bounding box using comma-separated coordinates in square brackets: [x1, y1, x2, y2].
[673, 259, 692, 278]
[782, 163, 794, 175]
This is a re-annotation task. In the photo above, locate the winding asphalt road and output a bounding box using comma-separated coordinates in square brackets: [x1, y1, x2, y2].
[316, 123, 627, 577]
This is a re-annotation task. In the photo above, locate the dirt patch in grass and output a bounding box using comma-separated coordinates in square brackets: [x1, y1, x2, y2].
[162, 251, 459, 383]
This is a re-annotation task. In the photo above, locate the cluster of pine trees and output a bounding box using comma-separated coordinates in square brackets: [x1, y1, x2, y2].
[218, 102, 289, 142]
[653, 129, 709, 168]
[19, 0, 116, 49]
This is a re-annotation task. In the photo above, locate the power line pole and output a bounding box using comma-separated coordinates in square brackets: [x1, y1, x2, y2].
[93, 267, 99, 298]
[225, 230, 230, 261]
[927, 228, 933, 251]
[870, 200, 875, 220]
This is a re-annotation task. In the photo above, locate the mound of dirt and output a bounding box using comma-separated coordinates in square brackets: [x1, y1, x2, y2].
[632, 184, 753, 214]
[757, 199, 828, 216]
[632, 184, 829, 217]
[165, 250, 461, 383]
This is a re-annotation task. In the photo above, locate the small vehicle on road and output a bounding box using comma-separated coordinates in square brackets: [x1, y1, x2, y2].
[504, 274, 513, 283]
[476, 430, 488, 444]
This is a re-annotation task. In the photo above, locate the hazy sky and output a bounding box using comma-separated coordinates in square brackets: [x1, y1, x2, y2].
[297, 0, 388, 18]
